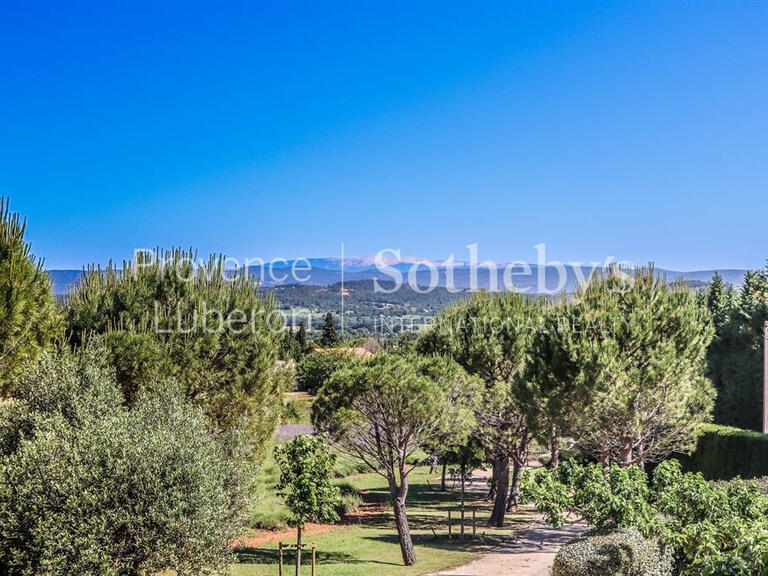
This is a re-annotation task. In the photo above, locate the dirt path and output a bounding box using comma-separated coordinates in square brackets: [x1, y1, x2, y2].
[432, 523, 587, 576]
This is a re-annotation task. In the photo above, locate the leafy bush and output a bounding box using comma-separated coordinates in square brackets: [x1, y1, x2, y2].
[678, 424, 768, 480]
[281, 399, 303, 423]
[296, 349, 358, 393]
[335, 482, 363, 517]
[553, 527, 673, 576]
[0, 350, 253, 576]
[274, 435, 340, 529]
[524, 459, 768, 575]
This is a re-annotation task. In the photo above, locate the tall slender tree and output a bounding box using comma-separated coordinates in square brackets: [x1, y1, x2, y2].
[319, 312, 339, 347]
[275, 435, 340, 576]
[705, 267, 768, 429]
[0, 198, 60, 395]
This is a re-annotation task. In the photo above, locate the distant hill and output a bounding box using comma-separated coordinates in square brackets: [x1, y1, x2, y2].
[47, 260, 748, 296]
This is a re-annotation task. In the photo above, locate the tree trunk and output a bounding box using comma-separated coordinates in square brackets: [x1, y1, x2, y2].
[441, 459, 447, 491]
[549, 424, 560, 468]
[506, 459, 522, 513]
[489, 454, 509, 527]
[600, 449, 611, 479]
[460, 472, 466, 540]
[620, 437, 633, 466]
[295, 524, 302, 576]
[389, 474, 416, 566]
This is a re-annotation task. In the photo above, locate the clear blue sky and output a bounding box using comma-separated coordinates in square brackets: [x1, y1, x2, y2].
[2, 1, 767, 270]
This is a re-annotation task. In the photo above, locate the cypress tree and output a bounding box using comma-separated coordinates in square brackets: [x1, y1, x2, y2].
[296, 322, 308, 353]
[319, 312, 339, 347]
[707, 268, 768, 430]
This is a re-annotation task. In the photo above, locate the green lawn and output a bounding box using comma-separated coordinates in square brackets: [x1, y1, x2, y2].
[238, 459, 534, 576]
[281, 392, 315, 425]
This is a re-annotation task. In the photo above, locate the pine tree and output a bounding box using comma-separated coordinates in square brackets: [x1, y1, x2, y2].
[65, 248, 289, 459]
[533, 266, 715, 468]
[0, 198, 60, 395]
[319, 312, 339, 347]
[706, 272, 735, 330]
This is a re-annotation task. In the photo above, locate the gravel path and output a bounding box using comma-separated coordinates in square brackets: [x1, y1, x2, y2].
[432, 523, 587, 576]
[274, 423, 315, 441]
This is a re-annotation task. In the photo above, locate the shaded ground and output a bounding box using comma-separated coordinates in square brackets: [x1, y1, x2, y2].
[432, 523, 587, 576]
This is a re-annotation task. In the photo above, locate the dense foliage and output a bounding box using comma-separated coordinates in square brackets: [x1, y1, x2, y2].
[703, 269, 768, 430]
[0, 350, 253, 576]
[296, 348, 359, 393]
[553, 527, 673, 576]
[419, 290, 540, 525]
[523, 459, 768, 575]
[66, 248, 289, 458]
[533, 266, 715, 466]
[269, 280, 468, 338]
[0, 199, 60, 395]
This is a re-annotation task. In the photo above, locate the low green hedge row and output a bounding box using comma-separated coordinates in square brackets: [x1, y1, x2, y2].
[679, 424, 768, 480]
[553, 527, 673, 576]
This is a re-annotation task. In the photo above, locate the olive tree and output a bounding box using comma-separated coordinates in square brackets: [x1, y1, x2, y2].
[275, 435, 341, 576]
[0, 349, 253, 575]
[312, 353, 479, 566]
[66, 248, 289, 459]
[0, 198, 60, 395]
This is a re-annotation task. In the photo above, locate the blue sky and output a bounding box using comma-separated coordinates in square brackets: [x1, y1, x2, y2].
[1, 1, 767, 270]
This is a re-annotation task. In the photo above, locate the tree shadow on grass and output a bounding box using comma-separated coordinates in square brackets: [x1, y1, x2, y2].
[234, 547, 404, 567]
[233, 547, 359, 565]
[361, 532, 507, 555]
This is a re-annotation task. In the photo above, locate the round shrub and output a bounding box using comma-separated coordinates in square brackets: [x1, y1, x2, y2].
[0, 350, 254, 576]
[553, 527, 673, 576]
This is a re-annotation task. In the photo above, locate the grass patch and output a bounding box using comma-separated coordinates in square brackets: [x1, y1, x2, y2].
[242, 463, 533, 575]
[281, 392, 314, 425]
[251, 442, 369, 530]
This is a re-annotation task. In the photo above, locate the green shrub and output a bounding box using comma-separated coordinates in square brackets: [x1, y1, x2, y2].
[554, 527, 673, 576]
[678, 424, 768, 480]
[281, 399, 303, 423]
[0, 350, 253, 576]
[526, 459, 768, 575]
[296, 349, 358, 393]
[335, 482, 363, 517]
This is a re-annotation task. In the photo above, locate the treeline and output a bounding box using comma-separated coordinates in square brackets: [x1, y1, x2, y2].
[271, 279, 468, 337]
[311, 267, 715, 566]
[701, 268, 768, 430]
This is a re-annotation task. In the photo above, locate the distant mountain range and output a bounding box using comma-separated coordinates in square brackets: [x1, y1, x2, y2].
[46, 258, 749, 296]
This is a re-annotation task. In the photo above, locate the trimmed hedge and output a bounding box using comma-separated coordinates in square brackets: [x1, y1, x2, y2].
[553, 527, 673, 576]
[679, 424, 768, 480]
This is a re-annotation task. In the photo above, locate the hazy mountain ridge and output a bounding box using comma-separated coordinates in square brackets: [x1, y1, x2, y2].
[47, 258, 748, 296]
